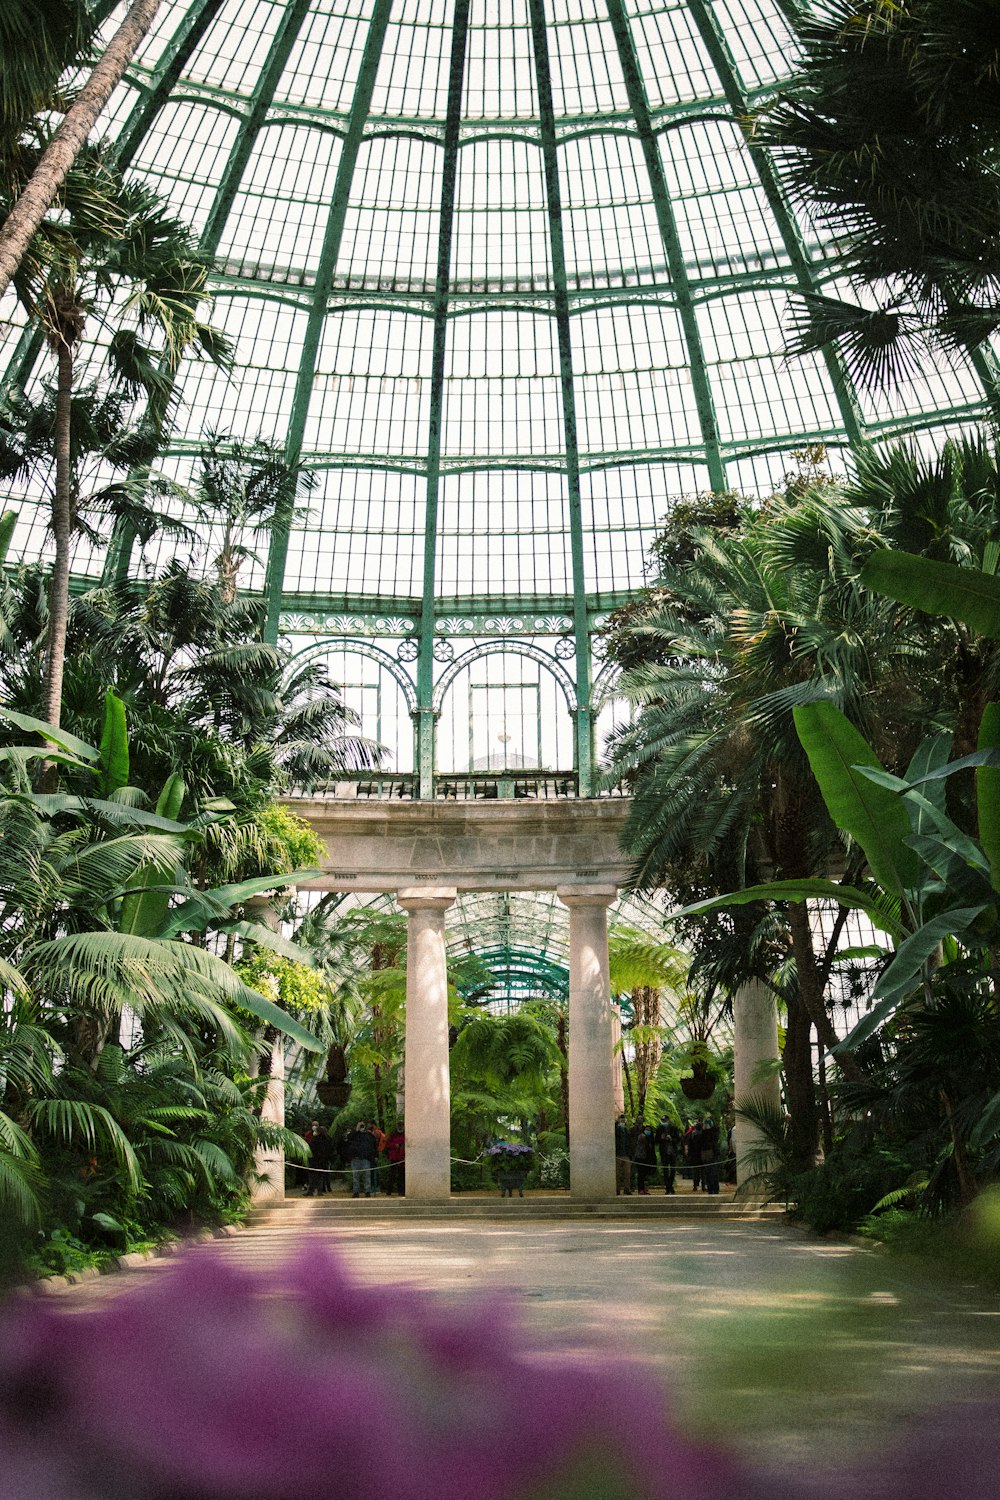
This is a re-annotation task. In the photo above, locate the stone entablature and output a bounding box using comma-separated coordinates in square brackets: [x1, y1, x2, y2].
[285, 797, 634, 893]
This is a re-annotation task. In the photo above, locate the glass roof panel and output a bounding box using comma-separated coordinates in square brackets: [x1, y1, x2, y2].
[1, 0, 995, 788]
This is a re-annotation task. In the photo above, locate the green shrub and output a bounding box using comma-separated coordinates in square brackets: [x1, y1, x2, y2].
[791, 1128, 915, 1234]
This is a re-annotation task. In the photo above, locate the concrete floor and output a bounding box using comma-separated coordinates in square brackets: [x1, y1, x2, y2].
[52, 1204, 1000, 1480]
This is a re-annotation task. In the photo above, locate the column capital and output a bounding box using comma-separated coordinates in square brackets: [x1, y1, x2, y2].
[397, 885, 458, 912]
[557, 884, 618, 910]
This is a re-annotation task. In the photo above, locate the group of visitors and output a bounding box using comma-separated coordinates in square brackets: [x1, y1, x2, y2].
[301, 1119, 406, 1197]
[614, 1113, 724, 1195]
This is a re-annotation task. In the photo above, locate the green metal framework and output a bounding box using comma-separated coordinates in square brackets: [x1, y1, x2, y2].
[2, 0, 997, 793]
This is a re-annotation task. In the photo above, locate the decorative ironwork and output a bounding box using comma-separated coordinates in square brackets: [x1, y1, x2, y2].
[435, 615, 574, 637]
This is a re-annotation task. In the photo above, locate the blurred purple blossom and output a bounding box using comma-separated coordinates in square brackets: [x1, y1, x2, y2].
[0, 1249, 997, 1500]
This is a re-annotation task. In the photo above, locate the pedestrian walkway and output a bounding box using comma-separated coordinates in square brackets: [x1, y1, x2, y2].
[51, 1205, 1000, 1483]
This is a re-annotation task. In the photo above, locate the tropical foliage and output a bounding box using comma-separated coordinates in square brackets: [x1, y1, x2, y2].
[603, 443, 1000, 1221]
[757, 0, 1000, 396]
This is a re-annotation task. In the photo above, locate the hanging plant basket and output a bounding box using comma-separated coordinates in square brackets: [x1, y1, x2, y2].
[325, 1045, 348, 1083]
[317, 1080, 352, 1108]
[680, 1054, 715, 1100]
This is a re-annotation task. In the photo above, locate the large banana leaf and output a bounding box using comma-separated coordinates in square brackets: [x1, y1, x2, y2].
[0, 510, 17, 565]
[97, 690, 129, 797]
[793, 701, 919, 895]
[118, 774, 187, 937]
[971, 1089, 1000, 1148]
[670, 877, 900, 939]
[904, 733, 952, 824]
[839, 905, 989, 1051]
[862, 550, 1000, 637]
[218, 920, 316, 966]
[0, 710, 99, 761]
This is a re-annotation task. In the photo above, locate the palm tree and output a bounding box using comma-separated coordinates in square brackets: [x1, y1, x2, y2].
[0, 0, 166, 300]
[604, 482, 921, 1165]
[0, 0, 91, 161]
[756, 0, 1000, 395]
[189, 431, 317, 605]
[8, 154, 229, 728]
[847, 436, 1000, 763]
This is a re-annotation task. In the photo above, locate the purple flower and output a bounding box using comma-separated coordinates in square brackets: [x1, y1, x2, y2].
[0, 1248, 756, 1500]
[1, 1248, 996, 1500]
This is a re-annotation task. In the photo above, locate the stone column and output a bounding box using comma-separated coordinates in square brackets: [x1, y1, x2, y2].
[398, 886, 457, 1200]
[733, 978, 782, 1188]
[611, 1003, 625, 1115]
[255, 1037, 286, 1201]
[558, 885, 618, 1200]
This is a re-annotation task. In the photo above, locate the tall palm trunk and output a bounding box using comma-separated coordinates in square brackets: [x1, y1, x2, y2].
[783, 993, 818, 1172]
[0, 0, 163, 301]
[45, 333, 74, 728]
[632, 984, 662, 1121]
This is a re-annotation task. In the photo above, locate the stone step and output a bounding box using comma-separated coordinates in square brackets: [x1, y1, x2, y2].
[252, 1192, 784, 1223]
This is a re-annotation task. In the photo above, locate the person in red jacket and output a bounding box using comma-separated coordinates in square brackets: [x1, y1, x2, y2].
[385, 1124, 405, 1197]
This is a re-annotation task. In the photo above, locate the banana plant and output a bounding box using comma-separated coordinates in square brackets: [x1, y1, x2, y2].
[675, 699, 1000, 1059]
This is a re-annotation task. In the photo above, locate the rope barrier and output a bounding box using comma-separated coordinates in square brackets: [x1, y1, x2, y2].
[292, 1151, 732, 1175]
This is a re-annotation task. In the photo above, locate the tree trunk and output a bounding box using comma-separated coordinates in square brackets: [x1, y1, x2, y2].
[0, 0, 164, 301]
[44, 334, 74, 728]
[786, 900, 864, 1082]
[783, 994, 818, 1172]
[632, 985, 662, 1122]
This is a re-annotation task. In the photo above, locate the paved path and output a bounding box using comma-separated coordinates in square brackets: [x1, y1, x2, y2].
[52, 1205, 1000, 1477]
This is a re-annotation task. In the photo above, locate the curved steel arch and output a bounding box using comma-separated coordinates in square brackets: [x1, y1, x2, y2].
[432, 640, 577, 715]
[287, 638, 418, 714]
[593, 659, 624, 712]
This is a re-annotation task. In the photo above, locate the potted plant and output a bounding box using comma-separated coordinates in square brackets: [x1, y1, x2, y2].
[486, 1141, 534, 1198]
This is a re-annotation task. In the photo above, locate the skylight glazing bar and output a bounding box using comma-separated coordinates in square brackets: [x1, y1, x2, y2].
[415, 0, 471, 800]
[683, 0, 868, 448]
[112, 0, 225, 171]
[102, 0, 316, 588]
[529, 0, 595, 796]
[263, 0, 395, 644]
[604, 0, 727, 493]
[197, 0, 314, 257]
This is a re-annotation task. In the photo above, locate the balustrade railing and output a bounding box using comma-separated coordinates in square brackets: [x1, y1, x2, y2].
[309, 770, 589, 800]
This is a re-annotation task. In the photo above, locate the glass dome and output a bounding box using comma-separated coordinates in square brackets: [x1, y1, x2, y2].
[1, 0, 994, 792]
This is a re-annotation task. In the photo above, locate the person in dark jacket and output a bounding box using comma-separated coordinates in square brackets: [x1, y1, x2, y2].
[614, 1115, 633, 1195]
[684, 1118, 704, 1191]
[308, 1127, 335, 1195]
[654, 1117, 679, 1194]
[701, 1117, 721, 1195]
[634, 1123, 656, 1195]
[343, 1120, 377, 1197]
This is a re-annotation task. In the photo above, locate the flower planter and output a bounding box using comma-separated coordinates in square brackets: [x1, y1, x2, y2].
[497, 1173, 527, 1198]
